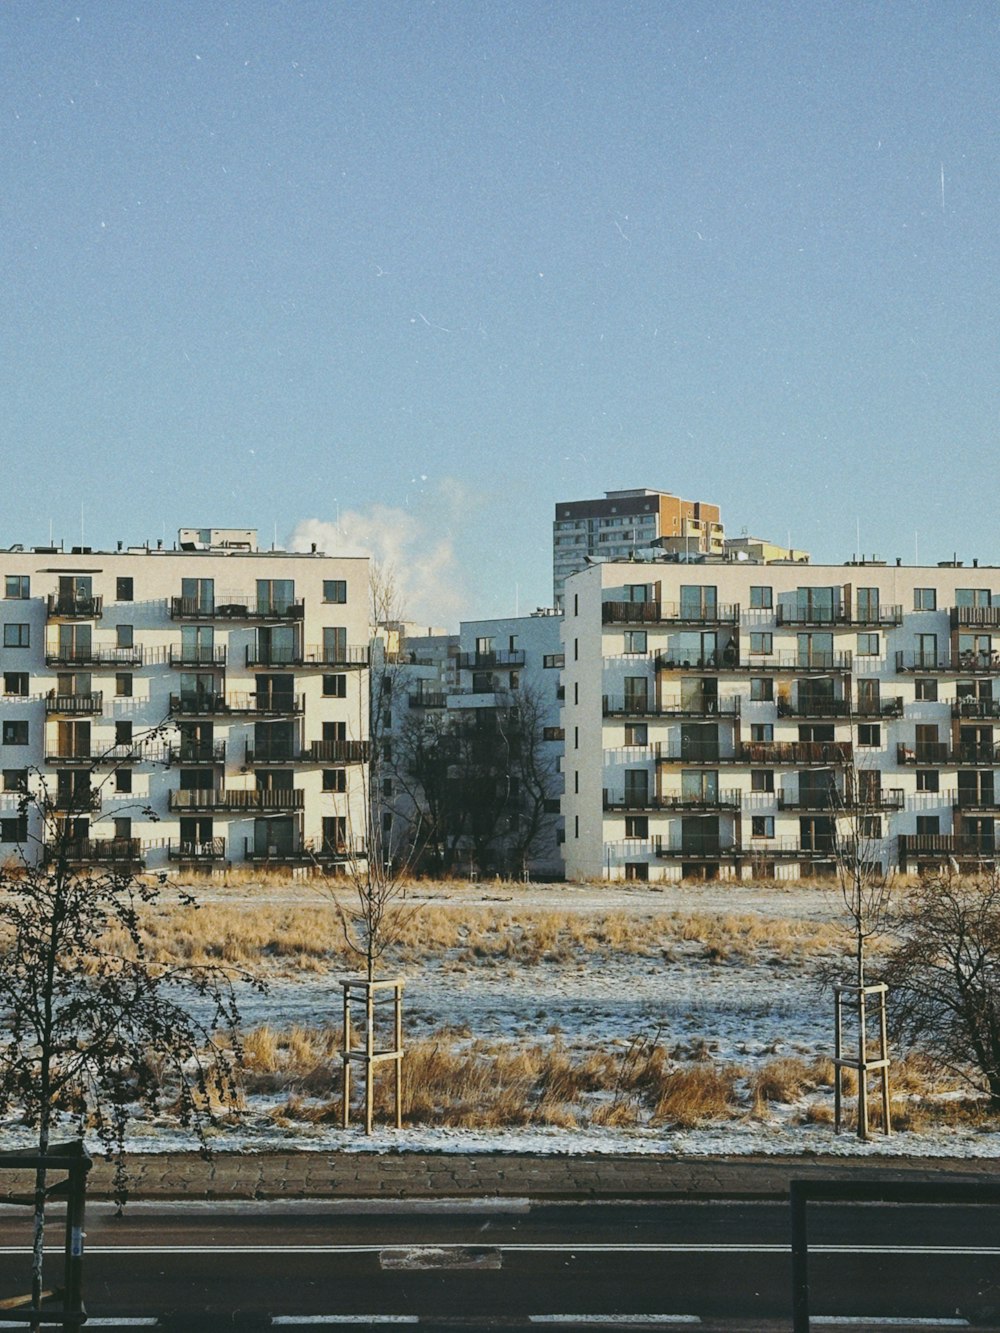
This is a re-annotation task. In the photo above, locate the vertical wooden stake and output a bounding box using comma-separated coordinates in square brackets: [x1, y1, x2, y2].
[834, 987, 843, 1134]
[341, 985, 351, 1130]
[365, 983, 375, 1135]
[394, 984, 403, 1130]
[879, 986, 891, 1136]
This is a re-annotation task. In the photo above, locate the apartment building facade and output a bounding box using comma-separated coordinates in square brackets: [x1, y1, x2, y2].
[552, 488, 724, 610]
[0, 531, 369, 872]
[387, 612, 565, 877]
[561, 558, 1000, 882]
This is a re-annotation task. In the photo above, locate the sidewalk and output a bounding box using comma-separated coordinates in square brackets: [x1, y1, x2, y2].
[79, 1151, 997, 1203]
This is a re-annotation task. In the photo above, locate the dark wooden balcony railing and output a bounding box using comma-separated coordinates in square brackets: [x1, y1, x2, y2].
[304, 739, 369, 764]
[45, 692, 103, 715]
[170, 596, 304, 621]
[738, 741, 853, 765]
[46, 594, 103, 619]
[168, 838, 227, 861]
[169, 788, 305, 813]
[455, 649, 526, 670]
[601, 599, 740, 626]
[898, 834, 996, 869]
[45, 837, 142, 864]
[897, 743, 1000, 766]
[167, 741, 227, 765]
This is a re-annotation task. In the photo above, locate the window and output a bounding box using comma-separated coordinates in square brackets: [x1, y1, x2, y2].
[914, 587, 936, 611]
[751, 770, 774, 792]
[3, 673, 27, 696]
[573, 726, 579, 750]
[115, 673, 133, 697]
[323, 626, 347, 663]
[2, 770, 27, 792]
[916, 815, 940, 834]
[115, 768, 132, 793]
[916, 770, 939, 793]
[624, 722, 647, 746]
[749, 632, 772, 655]
[750, 723, 773, 742]
[116, 577, 134, 601]
[472, 671, 492, 693]
[116, 624, 134, 649]
[2, 721, 28, 746]
[749, 586, 772, 610]
[859, 815, 882, 838]
[956, 588, 991, 608]
[857, 633, 880, 656]
[624, 630, 647, 654]
[322, 579, 347, 604]
[915, 678, 938, 701]
[323, 769, 347, 793]
[4, 575, 28, 599]
[542, 726, 565, 741]
[3, 624, 28, 648]
[857, 724, 881, 747]
[573, 682, 579, 705]
[382, 777, 393, 797]
[752, 815, 775, 838]
[0, 817, 27, 843]
[115, 721, 133, 745]
[625, 815, 649, 838]
[624, 861, 648, 881]
[322, 674, 347, 698]
[750, 678, 773, 702]
[257, 579, 295, 614]
[543, 653, 565, 669]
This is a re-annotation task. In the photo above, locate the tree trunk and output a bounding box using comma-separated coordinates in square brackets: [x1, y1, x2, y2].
[30, 1121, 48, 1330]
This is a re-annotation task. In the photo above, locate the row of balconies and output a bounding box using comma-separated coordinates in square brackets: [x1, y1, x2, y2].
[45, 594, 315, 623]
[603, 692, 999, 720]
[602, 787, 906, 813]
[44, 738, 369, 767]
[609, 645, 1000, 677]
[601, 600, 907, 629]
[38, 643, 369, 669]
[45, 835, 361, 867]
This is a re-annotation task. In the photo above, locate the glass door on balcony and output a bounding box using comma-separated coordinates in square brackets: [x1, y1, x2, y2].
[680, 585, 717, 619]
[959, 725, 992, 761]
[623, 768, 649, 807]
[256, 769, 294, 792]
[916, 633, 938, 669]
[856, 587, 879, 621]
[57, 575, 92, 612]
[256, 673, 294, 711]
[915, 723, 940, 762]
[322, 816, 347, 855]
[257, 579, 295, 615]
[682, 769, 718, 804]
[179, 722, 214, 763]
[258, 625, 297, 666]
[800, 815, 835, 852]
[58, 623, 91, 662]
[56, 720, 90, 759]
[956, 588, 992, 608]
[963, 815, 995, 851]
[799, 677, 835, 714]
[857, 678, 880, 715]
[323, 626, 347, 664]
[958, 634, 993, 670]
[680, 676, 716, 713]
[56, 672, 92, 698]
[180, 816, 214, 852]
[254, 816, 296, 857]
[623, 675, 649, 713]
[681, 723, 718, 762]
[57, 770, 92, 809]
[181, 578, 214, 615]
[681, 816, 720, 854]
[796, 587, 836, 623]
[181, 625, 215, 664]
[180, 672, 219, 707]
[255, 720, 295, 762]
[797, 632, 834, 668]
[799, 770, 836, 810]
[957, 772, 994, 808]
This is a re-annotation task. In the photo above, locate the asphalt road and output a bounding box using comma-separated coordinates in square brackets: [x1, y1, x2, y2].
[1, 1197, 999, 1330]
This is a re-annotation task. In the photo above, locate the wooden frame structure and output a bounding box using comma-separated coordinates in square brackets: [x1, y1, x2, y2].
[833, 981, 891, 1138]
[340, 977, 404, 1134]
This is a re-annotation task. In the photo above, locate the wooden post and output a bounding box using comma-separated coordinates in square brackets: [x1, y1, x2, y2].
[341, 982, 351, 1130]
[879, 986, 892, 1135]
[834, 986, 843, 1134]
[365, 982, 375, 1135]
[857, 983, 869, 1140]
[394, 983, 403, 1130]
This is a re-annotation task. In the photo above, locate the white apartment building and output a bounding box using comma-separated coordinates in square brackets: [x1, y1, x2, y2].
[0, 530, 369, 872]
[388, 612, 565, 877]
[561, 557, 1000, 882]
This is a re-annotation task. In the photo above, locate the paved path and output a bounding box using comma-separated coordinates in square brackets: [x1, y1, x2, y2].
[68, 1151, 996, 1202]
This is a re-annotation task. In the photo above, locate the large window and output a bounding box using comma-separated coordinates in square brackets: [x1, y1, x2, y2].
[749, 586, 772, 610]
[323, 580, 347, 604]
[4, 575, 28, 599]
[913, 587, 936, 611]
[2, 721, 28, 746]
[257, 579, 295, 614]
[3, 624, 29, 648]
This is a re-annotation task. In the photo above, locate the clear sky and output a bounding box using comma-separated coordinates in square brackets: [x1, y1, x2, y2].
[2, 2, 996, 626]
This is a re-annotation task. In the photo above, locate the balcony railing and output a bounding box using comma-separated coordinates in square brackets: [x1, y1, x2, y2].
[170, 596, 304, 621]
[653, 839, 740, 859]
[897, 743, 1000, 766]
[304, 739, 369, 764]
[167, 741, 227, 766]
[244, 644, 370, 669]
[169, 788, 305, 813]
[650, 790, 742, 811]
[896, 651, 1000, 674]
[776, 606, 902, 627]
[44, 645, 144, 667]
[898, 834, 996, 869]
[603, 694, 740, 718]
[857, 697, 904, 718]
[601, 599, 740, 626]
[45, 692, 103, 716]
[241, 837, 367, 865]
[44, 837, 143, 865]
[657, 651, 853, 673]
[168, 838, 227, 862]
[738, 741, 853, 765]
[46, 594, 103, 619]
[44, 748, 92, 766]
[48, 789, 102, 813]
[951, 789, 1000, 811]
[950, 606, 1000, 628]
[408, 691, 449, 709]
[952, 699, 1000, 719]
[455, 650, 526, 670]
[168, 692, 305, 716]
[169, 645, 227, 667]
[777, 698, 851, 719]
[777, 787, 904, 812]
[244, 740, 300, 766]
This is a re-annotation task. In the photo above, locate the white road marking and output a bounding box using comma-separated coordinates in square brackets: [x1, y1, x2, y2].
[273, 1320, 419, 1326]
[379, 1245, 502, 1270]
[531, 1318, 701, 1326]
[813, 1320, 969, 1328]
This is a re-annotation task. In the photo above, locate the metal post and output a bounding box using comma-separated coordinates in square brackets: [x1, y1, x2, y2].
[62, 1150, 88, 1325]
[790, 1181, 810, 1333]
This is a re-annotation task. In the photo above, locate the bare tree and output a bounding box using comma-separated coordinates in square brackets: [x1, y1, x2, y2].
[882, 868, 1000, 1109]
[0, 746, 257, 1325]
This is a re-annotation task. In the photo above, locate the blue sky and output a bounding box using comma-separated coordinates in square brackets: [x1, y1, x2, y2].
[2, 2, 996, 625]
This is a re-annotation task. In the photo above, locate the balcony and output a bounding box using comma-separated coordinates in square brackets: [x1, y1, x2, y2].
[44, 645, 144, 668]
[603, 694, 740, 718]
[738, 741, 853, 766]
[950, 606, 1000, 628]
[47, 789, 102, 813]
[857, 697, 904, 718]
[241, 837, 366, 866]
[408, 691, 449, 709]
[601, 599, 739, 626]
[655, 747, 738, 765]
[304, 739, 369, 764]
[168, 692, 305, 717]
[746, 837, 837, 860]
[168, 692, 229, 717]
[951, 790, 1000, 812]
[952, 699, 1000, 719]
[46, 594, 103, 620]
[650, 790, 742, 812]
[44, 837, 143, 866]
[169, 645, 227, 668]
[896, 650, 1000, 675]
[45, 691, 103, 716]
[456, 649, 526, 670]
[44, 748, 93, 766]
[657, 650, 853, 674]
[244, 740, 300, 766]
[245, 644, 370, 669]
[897, 743, 1000, 766]
[166, 741, 227, 766]
[776, 605, 902, 628]
[778, 787, 904, 812]
[170, 596, 304, 622]
[898, 833, 995, 870]
[652, 838, 740, 860]
[169, 788, 305, 814]
[168, 838, 228, 863]
[777, 698, 851, 719]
